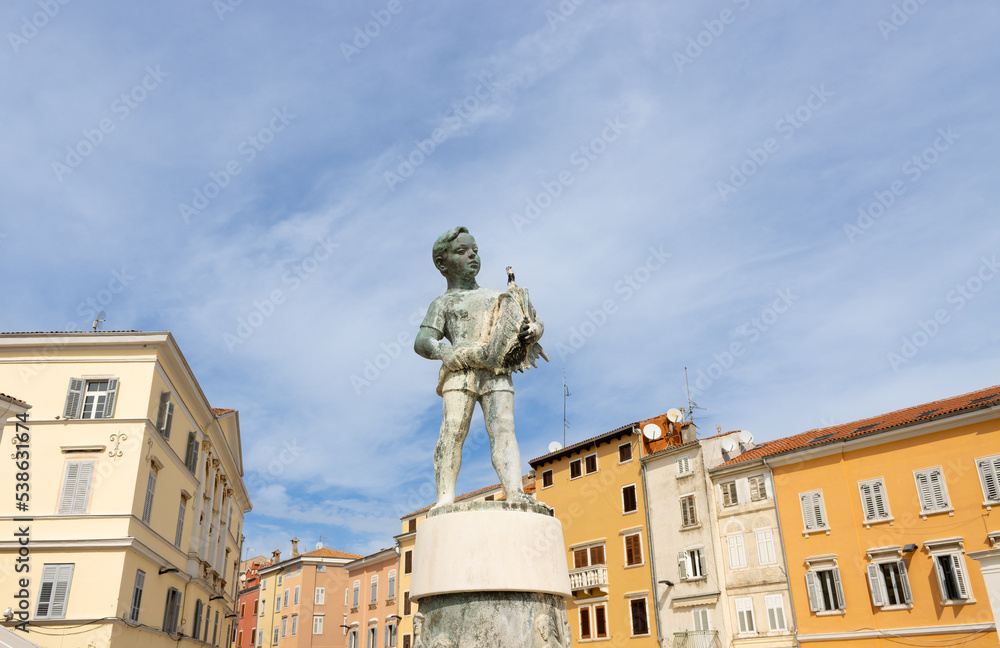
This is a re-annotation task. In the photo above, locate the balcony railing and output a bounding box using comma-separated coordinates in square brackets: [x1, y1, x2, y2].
[672, 631, 720, 648]
[568, 566, 608, 593]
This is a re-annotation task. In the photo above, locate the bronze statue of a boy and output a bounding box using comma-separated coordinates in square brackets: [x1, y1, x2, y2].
[415, 227, 545, 508]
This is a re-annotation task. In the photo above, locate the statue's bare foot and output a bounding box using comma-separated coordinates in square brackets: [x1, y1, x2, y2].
[430, 497, 454, 510]
[506, 490, 532, 505]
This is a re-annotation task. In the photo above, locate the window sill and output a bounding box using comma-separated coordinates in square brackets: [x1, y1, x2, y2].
[940, 598, 976, 606]
[681, 524, 702, 532]
[919, 507, 954, 520]
[681, 576, 707, 583]
[630, 633, 651, 638]
[622, 509, 638, 516]
[624, 562, 646, 570]
[816, 609, 846, 617]
[863, 517, 894, 529]
[878, 604, 913, 611]
[677, 472, 694, 479]
[579, 638, 611, 643]
[802, 527, 831, 538]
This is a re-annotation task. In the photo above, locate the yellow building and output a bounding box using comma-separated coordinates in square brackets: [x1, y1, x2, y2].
[257, 544, 360, 648]
[724, 384, 1000, 646]
[530, 421, 665, 648]
[0, 331, 251, 647]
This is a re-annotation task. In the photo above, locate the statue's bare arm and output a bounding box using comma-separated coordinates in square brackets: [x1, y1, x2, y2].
[415, 326, 464, 370]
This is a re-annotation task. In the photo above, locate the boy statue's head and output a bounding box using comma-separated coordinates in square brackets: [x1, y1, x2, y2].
[432, 226, 480, 281]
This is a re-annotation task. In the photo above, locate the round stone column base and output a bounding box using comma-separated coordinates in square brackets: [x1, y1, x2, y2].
[413, 591, 571, 648]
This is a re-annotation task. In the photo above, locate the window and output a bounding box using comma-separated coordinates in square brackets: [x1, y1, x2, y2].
[404, 550, 413, 574]
[275, 595, 281, 612]
[64, 377, 118, 419]
[619, 442, 632, 463]
[141, 467, 157, 524]
[387, 570, 396, 600]
[866, 560, 912, 608]
[764, 594, 786, 631]
[805, 568, 845, 612]
[584, 453, 598, 474]
[799, 490, 828, 532]
[58, 460, 94, 514]
[313, 615, 324, 634]
[403, 591, 411, 615]
[570, 459, 582, 479]
[193, 599, 204, 639]
[184, 431, 200, 473]
[290, 585, 297, 605]
[748, 475, 768, 501]
[318, 564, 327, 572]
[542, 469, 553, 488]
[273, 628, 279, 645]
[693, 607, 710, 634]
[622, 484, 638, 514]
[129, 570, 145, 623]
[212, 610, 219, 644]
[932, 553, 972, 603]
[572, 543, 606, 568]
[721, 481, 738, 507]
[677, 456, 692, 475]
[253, 600, 259, 615]
[755, 529, 777, 565]
[315, 587, 325, 605]
[291, 614, 298, 636]
[352, 581, 360, 608]
[484, 494, 495, 501]
[278, 574, 283, 585]
[403, 635, 411, 648]
[174, 497, 187, 547]
[577, 602, 607, 640]
[858, 478, 892, 523]
[628, 597, 649, 636]
[35, 564, 73, 619]
[624, 533, 643, 566]
[735, 597, 756, 634]
[368, 626, 377, 648]
[678, 548, 705, 580]
[370, 575, 378, 604]
[914, 466, 950, 514]
[387, 621, 397, 647]
[156, 391, 175, 439]
[255, 628, 261, 646]
[408, 518, 417, 533]
[727, 535, 746, 569]
[163, 587, 182, 634]
[238, 630, 243, 646]
[976, 454, 1000, 502]
[281, 616, 287, 638]
[680, 494, 698, 527]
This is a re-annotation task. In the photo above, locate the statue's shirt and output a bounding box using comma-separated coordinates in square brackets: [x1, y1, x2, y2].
[421, 287, 513, 396]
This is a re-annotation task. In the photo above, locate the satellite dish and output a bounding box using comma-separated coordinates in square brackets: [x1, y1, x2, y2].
[240, 573, 246, 583]
[315, 542, 323, 550]
[737, 430, 754, 445]
[642, 423, 662, 440]
[721, 438, 737, 453]
[548, 441, 563, 453]
[666, 408, 684, 424]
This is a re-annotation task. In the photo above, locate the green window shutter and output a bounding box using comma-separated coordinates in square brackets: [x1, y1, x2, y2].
[63, 378, 84, 418]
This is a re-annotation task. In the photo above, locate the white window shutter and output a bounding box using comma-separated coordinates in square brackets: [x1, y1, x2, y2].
[915, 471, 932, 510]
[59, 463, 80, 513]
[932, 556, 950, 602]
[832, 568, 845, 608]
[860, 482, 875, 520]
[104, 378, 119, 417]
[929, 469, 948, 508]
[813, 493, 826, 527]
[951, 554, 970, 599]
[866, 564, 886, 607]
[72, 462, 94, 514]
[805, 572, 820, 612]
[698, 550, 707, 577]
[801, 493, 817, 529]
[64, 378, 84, 418]
[896, 560, 912, 604]
[142, 471, 157, 523]
[872, 481, 888, 518]
[163, 402, 174, 438]
[156, 392, 170, 429]
[979, 459, 999, 501]
[677, 552, 688, 580]
[36, 565, 57, 616]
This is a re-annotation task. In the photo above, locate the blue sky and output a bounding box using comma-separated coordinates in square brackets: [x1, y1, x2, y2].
[3, 1, 998, 558]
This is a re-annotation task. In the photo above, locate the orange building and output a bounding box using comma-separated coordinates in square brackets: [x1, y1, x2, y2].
[723, 385, 1000, 646]
[343, 548, 399, 648]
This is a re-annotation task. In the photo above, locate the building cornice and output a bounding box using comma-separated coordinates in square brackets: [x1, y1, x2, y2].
[797, 622, 996, 642]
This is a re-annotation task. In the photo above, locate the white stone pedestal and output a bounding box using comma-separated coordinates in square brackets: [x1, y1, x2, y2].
[409, 501, 573, 648]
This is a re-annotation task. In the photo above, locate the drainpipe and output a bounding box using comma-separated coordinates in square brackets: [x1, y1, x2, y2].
[640, 453, 664, 648]
[763, 456, 799, 646]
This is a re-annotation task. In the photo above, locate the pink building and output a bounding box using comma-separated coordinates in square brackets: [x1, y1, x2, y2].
[344, 548, 400, 648]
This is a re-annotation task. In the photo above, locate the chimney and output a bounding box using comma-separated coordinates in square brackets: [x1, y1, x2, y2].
[291, 538, 300, 557]
[272, 549, 281, 563]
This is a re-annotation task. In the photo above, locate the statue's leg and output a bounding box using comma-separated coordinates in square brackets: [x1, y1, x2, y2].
[433, 390, 476, 508]
[481, 390, 527, 502]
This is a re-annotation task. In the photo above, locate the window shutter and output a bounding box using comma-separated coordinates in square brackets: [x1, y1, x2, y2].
[896, 560, 912, 604]
[163, 402, 174, 439]
[677, 551, 688, 580]
[590, 545, 605, 565]
[175, 499, 186, 547]
[156, 392, 170, 430]
[59, 463, 80, 513]
[932, 556, 950, 602]
[72, 462, 94, 513]
[36, 565, 58, 617]
[131, 570, 145, 622]
[142, 471, 157, 523]
[804, 572, 820, 612]
[866, 564, 886, 607]
[104, 378, 119, 417]
[812, 493, 826, 527]
[951, 554, 970, 599]
[49, 565, 73, 618]
[800, 493, 816, 529]
[859, 482, 876, 520]
[832, 568, 845, 608]
[979, 459, 1000, 501]
[929, 469, 948, 508]
[698, 550, 707, 577]
[872, 481, 888, 518]
[915, 471, 932, 510]
[64, 378, 84, 418]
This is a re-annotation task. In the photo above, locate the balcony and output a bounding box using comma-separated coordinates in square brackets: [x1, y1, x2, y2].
[672, 631, 720, 648]
[568, 566, 608, 594]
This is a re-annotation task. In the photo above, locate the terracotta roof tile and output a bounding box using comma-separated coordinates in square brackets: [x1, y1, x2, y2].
[720, 384, 1000, 467]
[0, 393, 28, 405]
[529, 421, 639, 466]
[213, 408, 236, 415]
[301, 547, 362, 560]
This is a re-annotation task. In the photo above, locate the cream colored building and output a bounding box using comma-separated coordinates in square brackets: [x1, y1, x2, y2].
[0, 331, 251, 647]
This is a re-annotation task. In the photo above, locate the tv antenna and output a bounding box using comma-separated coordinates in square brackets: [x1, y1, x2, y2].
[562, 369, 571, 447]
[317, 535, 327, 550]
[683, 367, 707, 429]
[92, 311, 106, 331]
